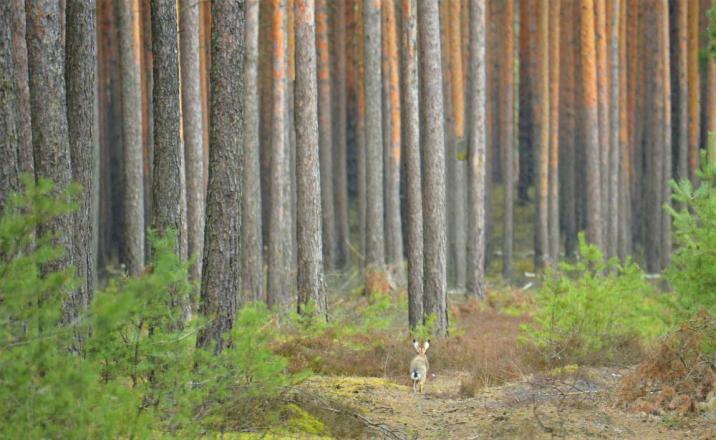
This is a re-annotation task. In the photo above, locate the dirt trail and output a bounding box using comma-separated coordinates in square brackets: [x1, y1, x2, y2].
[301, 369, 716, 439]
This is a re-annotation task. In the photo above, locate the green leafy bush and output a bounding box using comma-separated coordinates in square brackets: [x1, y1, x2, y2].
[0, 178, 299, 438]
[522, 233, 667, 366]
[665, 157, 716, 318]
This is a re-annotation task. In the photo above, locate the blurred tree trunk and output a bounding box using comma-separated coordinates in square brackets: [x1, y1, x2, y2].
[260, 0, 274, 249]
[617, 0, 631, 259]
[197, 0, 244, 352]
[501, 0, 515, 276]
[241, 0, 264, 303]
[151, 0, 188, 261]
[659, 0, 672, 270]
[559, 0, 577, 258]
[364, 0, 386, 290]
[66, 0, 99, 322]
[518, 0, 535, 205]
[356, 0, 367, 257]
[466, 0, 486, 299]
[295, 0, 327, 319]
[180, 0, 205, 282]
[0, 2, 21, 211]
[547, 0, 560, 264]
[316, 0, 336, 269]
[10, 0, 34, 177]
[332, 0, 350, 268]
[401, 0, 423, 327]
[688, 1, 700, 183]
[608, 0, 621, 260]
[26, 0, 74, 272]
[419, 0, 448, 336]
[267, 0, 291, 306]
[675, 1, 688, 185]
[595, 0, 610, 253]
[535, 0, 549, 270]
[117, 0, 145, 276]
[384, 0, 403, 268]
[580, 0, 603, 250]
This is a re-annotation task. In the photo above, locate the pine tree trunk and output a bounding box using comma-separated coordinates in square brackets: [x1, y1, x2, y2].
[687, 1, 700, 183]
[502, 0, 515, 276]
[180, 0, 205, 282]
[595, 0, 610, 254]
[151, 0, 188, 260]
[315, 0, 336, 269]
[535, 0, 548, 270]
[66, 0, 99, 322]
[547, 0, 560, 264]
[659, 0, 672, 270]
[267, 0, 291, 306]
[295, 0, 327, 318]
[401, 0, 424, 328]
[419, 0, 448, 336]
[357, 0, 367, 257]
[466, 0, 486, 299]
[241, 0, 264, 303]
[332, 0, 350, 268]
[117, 0, 145, 276]
[580, 0, 603, 250]
[0, 2, 21, 211]
[559, 0, 577, 259]
[608, 0, 621, 261]
[197, 0, 244, 351]
[26, 0, 74, 272]
[364, 0, 386, 282]
[676, 1, 689, 185]
[10, 0, 34, 177]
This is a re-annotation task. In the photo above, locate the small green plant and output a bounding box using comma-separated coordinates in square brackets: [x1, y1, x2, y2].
[665, 155, 716, 319]
[522, 233, 667, 366]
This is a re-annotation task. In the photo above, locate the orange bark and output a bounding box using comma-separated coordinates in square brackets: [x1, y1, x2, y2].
[385, 0, 400, 162]
[688, 0, 700, 181]
[449, 0, 465, 139]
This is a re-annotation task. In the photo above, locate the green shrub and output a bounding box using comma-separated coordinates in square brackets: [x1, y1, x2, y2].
[0, 178, 300, 438]
[522, 233, 667, 366]
[665, 157, 716, 318]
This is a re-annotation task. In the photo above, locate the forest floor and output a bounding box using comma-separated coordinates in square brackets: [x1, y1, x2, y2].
[298, 367, 715, 439]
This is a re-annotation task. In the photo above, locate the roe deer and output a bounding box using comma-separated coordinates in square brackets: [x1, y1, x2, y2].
[410, 339, 430, 393]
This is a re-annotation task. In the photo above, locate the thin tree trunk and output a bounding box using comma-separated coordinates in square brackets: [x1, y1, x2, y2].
[197, 0, 244, 351]
[659, 0, 671, 269]
[559, 0, 577, 258]
[676, 0, 688, 184]
[117, 0, 145, 276]
[535, 0, 548, 270]
[580, 0, 603, 249]
[333, 0, 350, 268]
[151, 0, 188, 260]
[688, 1, 700, 183]
[241, 0, 263, 303]
[66, 0, 99, 323]
[595, 0, 610, 253]
[364, 0, 386, 286]
[316, 0, 336, 269]
[608, 0, 620, 260]
[267, 0, 291, 306]
[547, 0, 560, 264]
[617, 0, 630, 259]
[180, 0, 205, 282]
[295, 0, 327, 319]
[419, 0, 448, 336]
[357, 0, 367, 258]
[466, 0, 486, 299]
[401, 0, 423, 327]
[502, 0, 515, 276]
[26, 0, 74, 272]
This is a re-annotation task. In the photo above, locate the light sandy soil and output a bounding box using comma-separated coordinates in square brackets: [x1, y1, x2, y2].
[300, 368, 716, 439]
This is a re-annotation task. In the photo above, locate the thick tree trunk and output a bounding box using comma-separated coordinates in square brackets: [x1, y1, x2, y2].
[117, 0, 145, 276]
[579, 0, 603, 250]
[180, 0, 205, 282]
[316, 0, 336, 269]
[66, 0, 99, 322]
[502, 0, 515, 276]
[241, 0, 264, 303]
[197, 0, 244, 352]
[401, 0, 424, 328]
[466, 0, 486, 299]
[364, 0, 386, 283]
[295, 0, 327, 319]
[332, 0, 350, 268]
[0, 2, 21, 211]
[10, 0, 34, 177]
[419, 0, 448, 336]
[267, 0, 291, 306]
[26, 0, 74, 272]
[151, 0, 188, 260]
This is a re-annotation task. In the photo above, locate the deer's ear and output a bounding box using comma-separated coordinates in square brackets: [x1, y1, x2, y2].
[413, 340, 420, 353]
[424, 341, 430, 352]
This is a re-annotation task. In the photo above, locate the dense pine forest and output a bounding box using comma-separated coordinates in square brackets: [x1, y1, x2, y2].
[1, 0, 715, 438]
